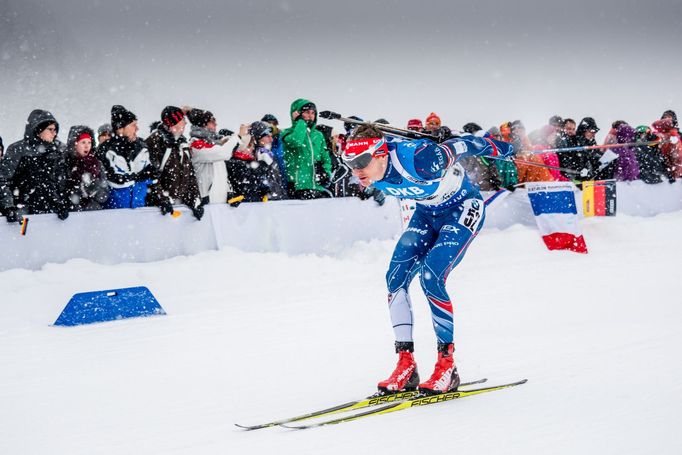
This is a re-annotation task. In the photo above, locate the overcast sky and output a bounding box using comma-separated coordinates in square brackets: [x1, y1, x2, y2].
[1, 0, 681, 140]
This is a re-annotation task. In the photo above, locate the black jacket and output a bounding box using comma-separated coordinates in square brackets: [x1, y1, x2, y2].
[0, 109, 69, 214]
[556, 136, 600, 181]
[635, 131, 666, 184]
[146, 126, 201, 209]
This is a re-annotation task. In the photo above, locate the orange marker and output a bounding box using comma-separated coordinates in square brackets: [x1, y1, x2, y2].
[20, 217, 29, 236]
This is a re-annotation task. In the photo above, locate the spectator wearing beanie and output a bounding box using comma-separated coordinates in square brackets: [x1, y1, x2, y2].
[64, 126, 109, 211]
[227, 121, 285, 202]
[187, 107, 242, 205]
[555, 118, 578, 149]
[661, 110, 678, 130]
[555, 117, 600, 181]
[634, 125, 666, 184]
[281, 98, 332, 199]
[652, 114, 682, 182]
[0, 109, 70, 222]
[98, 104, 160, 209]
[97, 124, 113, 145]
[577, 117, 616, 181]
[146, 106, 204, 219]
[261, 113, 288, 195]
[251, 122, 285, 200]
[424, 112, 441, 133]
[407, 119, 423, 132]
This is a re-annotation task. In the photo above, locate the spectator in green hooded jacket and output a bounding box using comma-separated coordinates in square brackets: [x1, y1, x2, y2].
[281, 98, 332, 199]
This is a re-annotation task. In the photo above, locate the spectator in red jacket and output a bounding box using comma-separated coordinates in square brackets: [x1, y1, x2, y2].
[652, 114, 682, 182]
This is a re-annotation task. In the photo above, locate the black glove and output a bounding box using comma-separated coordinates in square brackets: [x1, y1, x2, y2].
[319, 110, 340, 120]
[3, 206, 19, 223]
[372, 189, 386, 206]
[505, 185, 517, 193]
[433, 126, 452, 143]
[227, 194, 244, 207]
[218, 128, 234, 137]
[137, 167, 161, 182]
[56, 206, 70, 220]
[160, 201, 174, 216]
[192, 205, 204, 220]
[314, 162, 330, 188]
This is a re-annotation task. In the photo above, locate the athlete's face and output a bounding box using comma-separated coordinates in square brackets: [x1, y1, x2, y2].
[352, 155, 388, 187]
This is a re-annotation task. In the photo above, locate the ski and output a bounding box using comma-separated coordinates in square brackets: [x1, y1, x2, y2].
[234, 378, 487, 430]
[281, 379, 527, 430]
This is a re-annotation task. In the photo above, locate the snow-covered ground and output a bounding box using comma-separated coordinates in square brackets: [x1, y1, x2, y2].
[1, 212, 681, 454]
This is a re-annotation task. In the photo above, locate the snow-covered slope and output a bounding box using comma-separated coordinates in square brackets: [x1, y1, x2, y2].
[1, 212, 681, 454]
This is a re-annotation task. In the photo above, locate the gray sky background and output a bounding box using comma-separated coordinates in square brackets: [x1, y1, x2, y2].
[1, 0, 681, 140]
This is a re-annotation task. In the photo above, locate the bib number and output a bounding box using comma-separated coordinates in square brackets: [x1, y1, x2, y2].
[458, 198, 483, 233]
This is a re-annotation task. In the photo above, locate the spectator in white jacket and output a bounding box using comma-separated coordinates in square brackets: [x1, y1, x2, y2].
[187, 108, 246, 205]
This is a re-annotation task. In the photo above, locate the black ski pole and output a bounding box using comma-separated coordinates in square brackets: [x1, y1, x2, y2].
[319, 111, 439, 141]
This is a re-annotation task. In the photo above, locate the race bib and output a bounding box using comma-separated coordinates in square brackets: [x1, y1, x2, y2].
[457, 198, 484, 233]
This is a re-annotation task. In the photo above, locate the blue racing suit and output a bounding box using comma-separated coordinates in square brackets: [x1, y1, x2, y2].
[373, 135, 513, 344]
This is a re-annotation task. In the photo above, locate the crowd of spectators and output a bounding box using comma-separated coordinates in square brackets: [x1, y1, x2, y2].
[0, 101, 680, 223]
[401, 110, 680, 192]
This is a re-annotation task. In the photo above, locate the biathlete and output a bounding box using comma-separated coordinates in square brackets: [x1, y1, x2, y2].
[342, 124, 513, 395]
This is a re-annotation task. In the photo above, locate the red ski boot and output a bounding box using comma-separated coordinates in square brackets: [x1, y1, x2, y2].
[418, 342, 460, 395]
[377, 342, 420, 393]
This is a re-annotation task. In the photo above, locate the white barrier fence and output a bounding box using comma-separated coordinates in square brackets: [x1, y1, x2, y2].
[1, 180, 681, 272]
[0, 197, 403, 272]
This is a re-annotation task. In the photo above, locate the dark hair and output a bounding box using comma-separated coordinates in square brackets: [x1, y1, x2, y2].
[462, 122, 482, 134]
[344, 115, 364, 135]
[549, 115, 563, 127]
[349, 124, 384, 140]
[563, 118, 576, 126]
[661, 110, 678, 128]
[149, 120, 162, 133]
[611, 120, 627, 129]
[261, 113, 278, 124]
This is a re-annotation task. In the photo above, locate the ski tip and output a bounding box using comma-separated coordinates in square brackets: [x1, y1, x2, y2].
[235, 423, 266, 431]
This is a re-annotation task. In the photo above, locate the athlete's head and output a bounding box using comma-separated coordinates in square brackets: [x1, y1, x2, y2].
[343, 124, 389, 187]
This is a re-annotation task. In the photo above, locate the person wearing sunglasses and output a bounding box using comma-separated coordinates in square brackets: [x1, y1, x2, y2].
[0, 109, 70, 222]
[342, 123, 513, 396]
